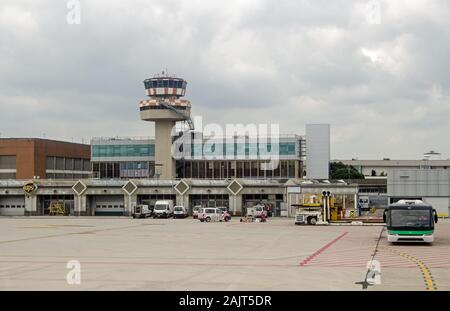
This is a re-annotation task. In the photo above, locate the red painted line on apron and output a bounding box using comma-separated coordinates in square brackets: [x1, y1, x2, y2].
[299, 232, 348, 267]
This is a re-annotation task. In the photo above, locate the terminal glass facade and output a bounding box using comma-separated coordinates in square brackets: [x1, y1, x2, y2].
[45, 156, 91, 180]
[176, 160, 300, 179]
[187, 142, 295, 158]
[91, 136, 303, 179]
[92, 144, 154, 158]
[92, 161, 154, 179]
[91, 138, 156, 179]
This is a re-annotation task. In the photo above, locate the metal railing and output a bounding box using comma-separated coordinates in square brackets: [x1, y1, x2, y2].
[91, 136, 154, 142]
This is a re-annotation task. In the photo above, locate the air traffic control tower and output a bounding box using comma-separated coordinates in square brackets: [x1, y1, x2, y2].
[139, 72, 193, 179]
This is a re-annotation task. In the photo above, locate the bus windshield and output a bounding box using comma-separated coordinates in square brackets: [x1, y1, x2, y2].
[389, 209, 431, 228]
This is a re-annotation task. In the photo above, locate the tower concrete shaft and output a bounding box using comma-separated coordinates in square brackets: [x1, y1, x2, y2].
[154, 121, 177, 179]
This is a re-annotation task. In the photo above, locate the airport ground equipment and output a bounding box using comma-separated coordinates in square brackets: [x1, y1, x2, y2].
[49, 201, 66, 216]
[240, 208, 267, 223]
[293, 194, 324, 225]
[293, 203, 322, 225]
[246, 205, 267, 218]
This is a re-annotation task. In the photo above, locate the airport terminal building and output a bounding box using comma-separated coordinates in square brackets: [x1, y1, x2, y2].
[2, 73, 448, 218]
[0, 138, 91, 181]
[1, 73, 449, 218]
[0, 73, 345, 217]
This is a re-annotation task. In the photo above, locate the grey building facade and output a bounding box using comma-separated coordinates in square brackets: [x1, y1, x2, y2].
[388, 168, 450, 217]
[306, 124, 330, 180]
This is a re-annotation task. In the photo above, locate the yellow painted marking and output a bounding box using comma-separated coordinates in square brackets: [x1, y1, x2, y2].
[381, 246, 437, 291]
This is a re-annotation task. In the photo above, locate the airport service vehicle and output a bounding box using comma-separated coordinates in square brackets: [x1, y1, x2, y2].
[192, 205, 202, 219]
[217, 207, 232, 221]
[240, 213, 267, 223]
[246, 205, 267, 218]
[384, 200, 438, 243]
[198, 207, 227, 222]
[173, 205, 188, 218]
[132, 204, 152, 218]
[153, 200, 174, 218]
[240, 206, 267, 222]
[293, 203, 322, 225]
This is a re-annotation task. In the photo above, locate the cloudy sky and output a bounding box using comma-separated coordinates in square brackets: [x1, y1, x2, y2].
[1, 0, 449, 159]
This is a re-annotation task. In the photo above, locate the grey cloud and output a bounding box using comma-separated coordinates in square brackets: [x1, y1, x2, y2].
[1, 0, 450, 159]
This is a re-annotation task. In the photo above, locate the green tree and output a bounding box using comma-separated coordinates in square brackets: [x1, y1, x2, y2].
[329, 162, 365, 180]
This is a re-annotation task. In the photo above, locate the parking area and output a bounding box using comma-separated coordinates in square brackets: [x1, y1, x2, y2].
[0, 217, 449, 290]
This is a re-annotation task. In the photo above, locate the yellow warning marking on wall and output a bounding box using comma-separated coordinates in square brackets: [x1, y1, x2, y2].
[382, 247, 437, 291]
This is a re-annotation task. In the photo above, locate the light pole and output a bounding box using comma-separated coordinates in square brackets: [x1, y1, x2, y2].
[318, 190, 331, 225]
[326, 191, 331, 221]
[321, 191, 328, 223]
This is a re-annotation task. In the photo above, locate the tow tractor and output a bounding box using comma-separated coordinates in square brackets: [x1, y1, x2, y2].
[293, 202, 322, 225]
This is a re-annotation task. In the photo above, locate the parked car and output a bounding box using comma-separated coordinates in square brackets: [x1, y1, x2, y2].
[153, 200, 174, 218]
[132, 204, 152, 218]
[246, 205, 268, 218]
[192, 205, 202, 219]
[217, 207, 232, 221]
[173, 205, 188, 218]
[198, 207, 228, 222]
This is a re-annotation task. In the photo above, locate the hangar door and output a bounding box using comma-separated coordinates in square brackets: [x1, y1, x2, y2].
[94, 195, 125, 216]
[0, 196, 25, 216]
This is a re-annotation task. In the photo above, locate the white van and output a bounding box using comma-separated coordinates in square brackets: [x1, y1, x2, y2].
[132, 204, 152, 218]
[153, 200, 174, 218]
[247, 205, 267, 218]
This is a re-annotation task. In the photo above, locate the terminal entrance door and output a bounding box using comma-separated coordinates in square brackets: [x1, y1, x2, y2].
[39, 195, 74, 216]
[138, 194, 176, 212]
[188, 194, 229, 214]
[93, 195, 125, 216]
[242, 194, 284, 216]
